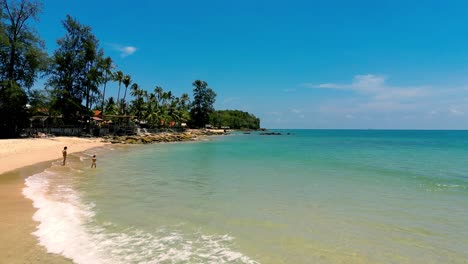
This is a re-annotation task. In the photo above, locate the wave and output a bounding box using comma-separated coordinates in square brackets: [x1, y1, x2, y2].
[419, 182, 468, 192]
[23, 170, 258, 264]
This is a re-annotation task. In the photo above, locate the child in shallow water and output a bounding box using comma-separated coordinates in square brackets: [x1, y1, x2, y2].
[62, 146, 67, 166]
[91, 155, 97, 168]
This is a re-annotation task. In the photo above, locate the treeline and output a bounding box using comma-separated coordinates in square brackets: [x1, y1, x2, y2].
[0, 0, 260, 138]
[209, 110, 260, 130]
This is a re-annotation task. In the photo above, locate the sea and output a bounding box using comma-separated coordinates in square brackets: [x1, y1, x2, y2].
[23, 130, 468, 264]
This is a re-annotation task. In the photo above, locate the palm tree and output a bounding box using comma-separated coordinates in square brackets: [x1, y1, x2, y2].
[85, 66, 102, 111]
[122, 75, 132, 102]
[105, 97, 117, 115]
[154, 86, 163, 105]
[121, 74, 132, 114]
[113, 70, 124, 103]
[100, 57, 113, 114]
[180, 93, 190, 109]
[168, 98, 182, 124]
[165, 91, 175, 106]
[130, 83, 140, 98]
[144, 93, 160, 126]
[130, 83, 143, 119]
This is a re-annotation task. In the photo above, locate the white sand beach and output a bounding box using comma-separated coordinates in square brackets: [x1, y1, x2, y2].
[0, 137, 107, 263]
[0, 137, 107, 175]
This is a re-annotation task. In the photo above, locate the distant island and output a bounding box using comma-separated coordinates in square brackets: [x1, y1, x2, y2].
[209, 110, 260, 130]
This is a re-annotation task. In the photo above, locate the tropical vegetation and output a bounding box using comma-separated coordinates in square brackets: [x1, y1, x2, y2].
[0, 0, 260, 138]
[209, 110, 260, 130]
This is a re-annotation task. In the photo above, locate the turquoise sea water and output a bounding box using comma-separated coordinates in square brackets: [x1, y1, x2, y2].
[24, 130, 468, 263]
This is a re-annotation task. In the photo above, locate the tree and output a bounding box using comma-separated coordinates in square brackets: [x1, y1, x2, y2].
[190, 80, 216, 128]
[130, 82, 140, 97]
[129, 82, 144, 119]
[179, 93, 191, 123]
[104, 96, 116, 114]
[209, 110, 260, 129]
[84, 60, 103, 111]
[46, 15, 104, 123]
[144, 92, 160, 126]
[121, 74, 131, 113]
[0, 80, 27, 137]
[180, 93, 190, 109]
[99, 56, 113, 114]
[113, 70, 124, 103]
[154, 86, 163, 104]
[0, 0, 46, 89]
[0, 0, 47, 137]
[27, 88, 49, 114]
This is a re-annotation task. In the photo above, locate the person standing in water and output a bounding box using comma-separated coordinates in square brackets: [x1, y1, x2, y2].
[91, 155, 97, 168]
[62, 146, 67, 166]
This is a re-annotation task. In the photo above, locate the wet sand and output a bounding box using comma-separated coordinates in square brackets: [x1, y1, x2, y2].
[0, 137, 107, 263]
[0, 162, 72, 263]
[0, 137, 106, 175]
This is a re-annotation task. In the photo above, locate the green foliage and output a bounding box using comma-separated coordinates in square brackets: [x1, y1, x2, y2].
[0, 6, 262, 137]
[0, 0, 47, 89]
[126, 84, 191, 128]
[0, 80, 28, 137]
[27, 88, 49, 114]
[98, 56, 113, 113]
[0, 0, 46, 137]
[121, 74, 131, 113]
[113, 70, 124, 102]
[104, 96, 117, 115]
[129, 83, 144, 119]
[46, 15, 104, 124]
[189, 80, 216, 128]
[209, 110, 260, 129]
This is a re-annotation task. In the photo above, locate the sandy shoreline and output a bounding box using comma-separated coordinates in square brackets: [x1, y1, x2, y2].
[0, 137, 108, 263]
[0, 137, 107, 175]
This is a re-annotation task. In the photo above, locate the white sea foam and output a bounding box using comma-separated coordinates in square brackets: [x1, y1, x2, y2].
[23, 171, 103, 263]
[23, 171, 258, 264]
[435, 183, 467, 189]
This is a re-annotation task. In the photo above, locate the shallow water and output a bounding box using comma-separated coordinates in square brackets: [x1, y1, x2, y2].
[24, 130, 468, 263]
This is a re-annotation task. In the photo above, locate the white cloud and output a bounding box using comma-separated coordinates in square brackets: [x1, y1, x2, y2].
[120, 46, 137, 57]
[304, 74, 427, 102]
[118, 46, 137, 57]
[317, 83, 344, 89]
[449, 107, 464, 116]
[258, 74, 468, 128]
[352, 74, 386, 91]
[290, 109, 305, 118]
[303, 74, 434, 115]
[109, 44, 138, 57]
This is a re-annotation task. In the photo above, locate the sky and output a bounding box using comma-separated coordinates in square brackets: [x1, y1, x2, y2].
[34, 0, 468, 129]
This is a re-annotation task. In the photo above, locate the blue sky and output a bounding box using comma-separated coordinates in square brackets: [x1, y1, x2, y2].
[36, 0, 468, 129]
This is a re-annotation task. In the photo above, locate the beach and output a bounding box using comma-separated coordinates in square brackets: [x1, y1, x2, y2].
[0, 137, 107, 175]
[0, 137, 107, 263]
[1, 131, 468, 263]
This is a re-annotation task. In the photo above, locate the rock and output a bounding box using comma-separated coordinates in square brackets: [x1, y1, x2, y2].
[103, 129, 223, 144]
[124, 138, 138, 144]
[142, 137, 153, 144]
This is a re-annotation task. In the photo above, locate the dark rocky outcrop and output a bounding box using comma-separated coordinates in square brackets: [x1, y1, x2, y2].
[259, 132, 282, 136]
[102, 130, 226, 144]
